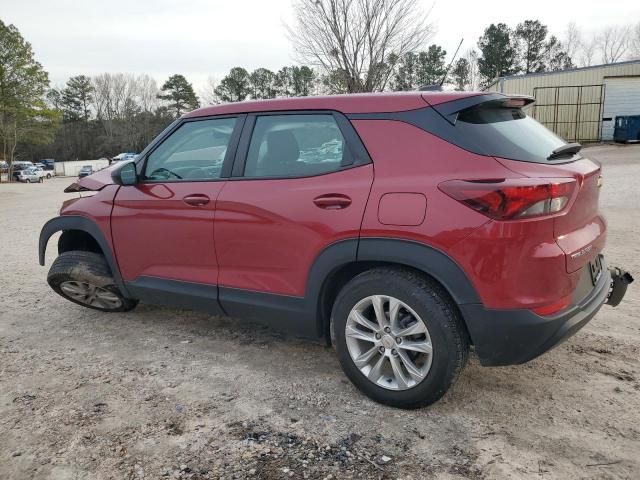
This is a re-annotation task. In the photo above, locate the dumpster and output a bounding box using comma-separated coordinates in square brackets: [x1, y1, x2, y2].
[613, 115, 640, 143]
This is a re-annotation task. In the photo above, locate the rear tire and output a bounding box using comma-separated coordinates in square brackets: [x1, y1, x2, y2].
[47, 251, 138, 312]
[332, 267, 469, 409]
[38, 177, 44, 183]
[26, 179, 31, 183]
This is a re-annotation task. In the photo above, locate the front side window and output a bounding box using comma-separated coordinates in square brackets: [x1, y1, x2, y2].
[244, 114, 349, 178]
[145, 118, 237, 181]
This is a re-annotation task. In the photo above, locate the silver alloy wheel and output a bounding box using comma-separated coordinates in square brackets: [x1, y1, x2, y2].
[345, 295, 433, 391]
[59, 280, 123, 309]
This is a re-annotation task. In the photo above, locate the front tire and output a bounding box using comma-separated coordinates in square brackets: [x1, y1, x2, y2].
[332, 268, 469, 409]
[47, 251, 138, 312]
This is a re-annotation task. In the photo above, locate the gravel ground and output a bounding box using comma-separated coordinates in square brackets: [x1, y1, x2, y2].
[1, 144, 639, 480]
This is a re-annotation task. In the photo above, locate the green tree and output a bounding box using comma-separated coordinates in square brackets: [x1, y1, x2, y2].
[157, 74, 199, 117]
[275, 66, 317, 97]
[291, 66, 315, 96]
[415, 45, 447, 86]
[544, 35, 574, 71]
[214, 67, 250, 102]
[249, 68, 276, 99]
[478, 23, 519, 87]
[0, 20, 58, 180]
[61, 75, 93, 121]
[392, 52, 417, 90]
[451, 58, 470, 90]
[515, 20, 549, 73]
[392, 45, 446, 90]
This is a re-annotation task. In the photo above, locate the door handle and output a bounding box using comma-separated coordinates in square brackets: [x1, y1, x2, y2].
[182, 194, 210, 206]
[313, 194, 352, 210]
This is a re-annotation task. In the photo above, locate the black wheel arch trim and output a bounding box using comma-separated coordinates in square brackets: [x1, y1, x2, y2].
[38, 215, 130, 297]
[355, 238, 480, 304]
[305, 237, 481, 337]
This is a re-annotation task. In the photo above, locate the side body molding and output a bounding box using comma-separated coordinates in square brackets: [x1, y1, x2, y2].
[39, 215, 129, 297]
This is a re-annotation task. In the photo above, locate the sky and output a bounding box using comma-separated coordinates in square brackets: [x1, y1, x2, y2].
[1, 0, 639, 94]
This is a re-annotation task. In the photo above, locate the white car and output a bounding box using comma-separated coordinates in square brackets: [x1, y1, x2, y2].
[112, 152, 138, 162]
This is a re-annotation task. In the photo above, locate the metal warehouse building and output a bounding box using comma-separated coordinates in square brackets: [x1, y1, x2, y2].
[488, 60, 640, 142]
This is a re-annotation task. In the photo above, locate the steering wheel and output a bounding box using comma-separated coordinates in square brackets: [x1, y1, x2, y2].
[149, 167, 182, 179]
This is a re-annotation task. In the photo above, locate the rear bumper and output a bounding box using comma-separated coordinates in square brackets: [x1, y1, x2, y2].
[460, 258, 625, 366]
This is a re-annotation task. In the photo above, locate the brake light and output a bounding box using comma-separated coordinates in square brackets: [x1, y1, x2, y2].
[438, 178, 576, 220]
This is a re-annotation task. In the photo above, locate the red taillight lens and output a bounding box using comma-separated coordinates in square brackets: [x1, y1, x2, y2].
[438, 178, 576, 220]
[531, 295, 572, 316]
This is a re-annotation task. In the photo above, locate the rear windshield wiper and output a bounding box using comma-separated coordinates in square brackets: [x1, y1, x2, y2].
[547, 142, 582, 160]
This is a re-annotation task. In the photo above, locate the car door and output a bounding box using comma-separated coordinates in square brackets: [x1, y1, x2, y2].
[214, 111, 374, 312]
[111, 115, 243, 292]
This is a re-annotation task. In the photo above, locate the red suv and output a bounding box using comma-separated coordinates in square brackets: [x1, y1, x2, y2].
[39, 92, 632, 408]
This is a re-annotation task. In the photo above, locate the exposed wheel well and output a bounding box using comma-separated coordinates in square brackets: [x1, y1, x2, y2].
[317, 261, 470, 345]
[58, 229, 103, 256]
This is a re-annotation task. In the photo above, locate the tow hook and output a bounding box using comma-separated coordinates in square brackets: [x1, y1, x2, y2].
[606, 267, 634, 307]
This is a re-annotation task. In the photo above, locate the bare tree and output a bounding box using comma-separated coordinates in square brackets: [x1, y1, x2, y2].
[598, 25, 630, 63]
[200, 76, 222, 105]
[287, 0, 434, 93]
[579, 36, 597, 67]
[465, 49, 480, 91]
[564, 22, 581, 61]
[630, 22, 640, 59]
[136, 74, 160, 113]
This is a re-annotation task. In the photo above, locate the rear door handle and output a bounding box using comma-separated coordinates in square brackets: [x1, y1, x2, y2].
[183, 194, 210, 206]
[313, 194, 352, 210]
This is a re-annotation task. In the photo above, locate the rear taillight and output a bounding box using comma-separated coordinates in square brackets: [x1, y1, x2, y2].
[438, 178, 576, 220]
[531, 294, 572, 316]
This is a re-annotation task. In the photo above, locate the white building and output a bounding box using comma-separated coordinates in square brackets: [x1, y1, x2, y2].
[488, 60, 640, 142]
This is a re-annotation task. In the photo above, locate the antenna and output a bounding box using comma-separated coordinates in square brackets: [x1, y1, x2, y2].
[439, 38, 464, 87]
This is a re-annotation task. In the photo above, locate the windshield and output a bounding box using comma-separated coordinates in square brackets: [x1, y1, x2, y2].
[456, 102, 567, 163]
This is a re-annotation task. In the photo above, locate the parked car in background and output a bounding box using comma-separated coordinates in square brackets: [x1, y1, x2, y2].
[78, 165, 94, 178]
[31, 166, 53, 179]
[40, 159, 55, 170]
[39, 91, 633, 409]
[0, 160, 7, 172]
[12, 162, 36, 181]
[112, 152, 138, 162]
[17, 168, 44, 183]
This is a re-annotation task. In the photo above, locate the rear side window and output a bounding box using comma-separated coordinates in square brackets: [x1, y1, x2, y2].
[145, 118, 237, 181]
[455, 102, 566, 162]
[243, 114, 350, 178]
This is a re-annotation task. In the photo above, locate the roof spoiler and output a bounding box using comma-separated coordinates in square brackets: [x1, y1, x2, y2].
[425, 93, 535, 126]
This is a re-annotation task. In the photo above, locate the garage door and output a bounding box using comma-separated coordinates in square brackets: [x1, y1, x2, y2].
[602, 77, 640, 140]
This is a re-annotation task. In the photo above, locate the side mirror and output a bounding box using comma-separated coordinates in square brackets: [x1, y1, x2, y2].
[111, 160, 138, 186]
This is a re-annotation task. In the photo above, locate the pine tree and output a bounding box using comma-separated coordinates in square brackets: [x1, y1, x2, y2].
[415, 45, 447, 86]
[451, 58, 470, 91]
[249, 68, 277, 99]
[62, 75, 94, 121]
[393, 45, 447, 90]
[214, 68, 250, 103]
[515, 20, 549, 73]
[157, 74, 199, 117]
[477, 23, 519, 87]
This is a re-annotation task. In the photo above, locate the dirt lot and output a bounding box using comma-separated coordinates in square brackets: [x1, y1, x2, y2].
[1, 145, 639, 480]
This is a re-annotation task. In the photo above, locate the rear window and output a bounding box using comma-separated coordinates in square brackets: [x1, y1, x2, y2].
[455, 102, 567, 163]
